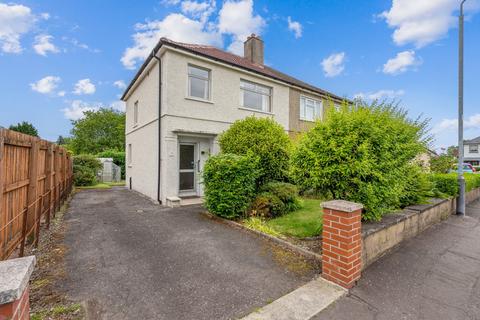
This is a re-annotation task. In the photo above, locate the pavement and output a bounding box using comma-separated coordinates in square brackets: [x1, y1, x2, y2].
[61, 188, 317, 320]
[313, 198, 480, 320]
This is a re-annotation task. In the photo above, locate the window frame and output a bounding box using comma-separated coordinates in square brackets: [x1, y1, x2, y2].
[133, 101, 139, 126]
[187, 64, 211, 101]
[239, 79, 273, 113]
[300, 95, 323, 122]
[469, 144, 479, 154]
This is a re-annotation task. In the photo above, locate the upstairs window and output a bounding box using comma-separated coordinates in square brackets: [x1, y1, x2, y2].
[240, 80, 272, 112]
[300, 96, 322, 121]
[133, 101, 139, 126]
[470, 144, 479, 153]
[188, 65, 210, 100]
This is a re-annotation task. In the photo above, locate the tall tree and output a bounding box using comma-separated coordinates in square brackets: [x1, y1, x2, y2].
[69, 108, 125, 154]
[9, 121, 39, 137]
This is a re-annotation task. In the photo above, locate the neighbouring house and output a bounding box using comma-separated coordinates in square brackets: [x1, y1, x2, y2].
[464, 136, 480, 166]
[121, 34, 346, 205]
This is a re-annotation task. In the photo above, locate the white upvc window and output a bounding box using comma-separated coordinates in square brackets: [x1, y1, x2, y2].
[240, 80, 272, 112]
[300, 96, 323, 121]
[128, 144, 132, 165]
[470, 144, 479, 154]
[133, 101, 139, 126]
[188, 65, 211, 100]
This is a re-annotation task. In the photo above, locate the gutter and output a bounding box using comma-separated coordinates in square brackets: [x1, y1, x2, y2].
[152, 51, 162, 204]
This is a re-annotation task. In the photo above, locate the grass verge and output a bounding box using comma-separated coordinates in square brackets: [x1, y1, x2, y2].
[266, 198, 323, 238]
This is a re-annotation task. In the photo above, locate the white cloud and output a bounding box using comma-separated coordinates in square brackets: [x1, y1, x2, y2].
[64, 37, 101, 53]
[30, 76, 61, 94]
[218, 0, 265, 54]
[287, 16, 302, 38]
[181, 0, 215, 20]
[432, 114, 480, 134]
[113, 80, 127, 90]
[73, 79, 96, 95]
[61, 100, 125, 120]
[121, 13, 222, 69]
[383, 50, 421, 75]
[354, 89, 405, 101]
[57, 91, 66, 97]
[33, 34, 59, 56]
[321, 52, 346, 77]
[0, 3, 35, 53]
[40, 12, 50, 20]
[380, 0, 479, 48]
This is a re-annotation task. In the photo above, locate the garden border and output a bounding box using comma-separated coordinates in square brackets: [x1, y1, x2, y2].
[202, 212, 323, 265]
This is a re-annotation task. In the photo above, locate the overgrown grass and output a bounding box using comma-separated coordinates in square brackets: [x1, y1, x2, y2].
[243, 217, 283, 237]
[31, 303, 83, 320]
[76, 183, 111, 189]
[266, 198, 323, 238]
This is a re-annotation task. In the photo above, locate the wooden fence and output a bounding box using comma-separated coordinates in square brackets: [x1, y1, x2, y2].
[0, 128, 73, 260]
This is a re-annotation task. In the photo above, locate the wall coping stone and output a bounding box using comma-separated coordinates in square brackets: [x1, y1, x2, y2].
[321, 200, 363, 213]
[0, 256, 36, 305]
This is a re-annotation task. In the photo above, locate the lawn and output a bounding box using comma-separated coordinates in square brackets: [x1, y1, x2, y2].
[76, 181, 126, 190]
[266, 198, 323, 238]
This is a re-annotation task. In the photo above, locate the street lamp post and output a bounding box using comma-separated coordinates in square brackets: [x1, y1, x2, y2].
[457, 0, 467, 216]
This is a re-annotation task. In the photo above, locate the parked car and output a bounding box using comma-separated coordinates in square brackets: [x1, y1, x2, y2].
[449, 163, 476, 173]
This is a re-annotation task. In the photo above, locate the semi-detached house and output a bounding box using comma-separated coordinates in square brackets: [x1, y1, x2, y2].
[121, 34, 346, 206]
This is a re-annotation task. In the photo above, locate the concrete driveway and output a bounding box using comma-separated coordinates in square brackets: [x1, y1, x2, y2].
[62, 188, 316, 320]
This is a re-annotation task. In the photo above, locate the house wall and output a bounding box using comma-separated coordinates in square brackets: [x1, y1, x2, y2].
[464, 144, 480, 165]
[125, 61, 160, 201]
[158, 49, 291, 203]
[288, 88, 339, 139]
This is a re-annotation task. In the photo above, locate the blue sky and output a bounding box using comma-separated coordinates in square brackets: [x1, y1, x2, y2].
[0, 0, 479, 150]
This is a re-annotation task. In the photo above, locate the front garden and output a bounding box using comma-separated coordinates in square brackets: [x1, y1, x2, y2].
[202, 102, 480, 242]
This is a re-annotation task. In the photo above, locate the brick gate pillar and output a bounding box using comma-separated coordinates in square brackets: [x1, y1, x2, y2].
[321, 200, 363, 289]
[0, 256, 36, 320]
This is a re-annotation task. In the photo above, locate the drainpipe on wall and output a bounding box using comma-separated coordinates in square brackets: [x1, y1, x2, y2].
[153, 51, 162, 204]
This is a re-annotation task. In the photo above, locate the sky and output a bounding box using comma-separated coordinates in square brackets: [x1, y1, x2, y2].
[0, 0, 479, 151]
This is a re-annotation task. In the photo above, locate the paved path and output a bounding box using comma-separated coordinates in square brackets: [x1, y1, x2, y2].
[313, 199, 480, 320]
[61, 188, 316, 320]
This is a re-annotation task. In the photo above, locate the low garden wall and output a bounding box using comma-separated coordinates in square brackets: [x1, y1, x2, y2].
[361, 187, 480, 270]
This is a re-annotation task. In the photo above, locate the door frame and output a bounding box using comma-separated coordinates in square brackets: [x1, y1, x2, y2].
[178, 142, 198, 195]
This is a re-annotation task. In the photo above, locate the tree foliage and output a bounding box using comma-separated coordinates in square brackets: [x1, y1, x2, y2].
[69, 109, 125, 154]
[73, 154, 102, 186]
[291, 102, 431, 221]
[9, 121, 39, 137]
[218, 116, 292, 184]
[430, 154, 456, 173]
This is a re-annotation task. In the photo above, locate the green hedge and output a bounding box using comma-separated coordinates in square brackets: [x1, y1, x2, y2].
[73, 155, 102, 186]
[250, 182, 301, 218]
[431, 173, 480, 197]
[219, 116, 292, 184]
[203, 153, 259, 219]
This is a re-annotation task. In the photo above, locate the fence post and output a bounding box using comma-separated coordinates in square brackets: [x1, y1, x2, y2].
[321, 200, 363, 289]
[0, 134, 4, 259]
[45, 146, 53, 229]
[20, 139, 39, 257]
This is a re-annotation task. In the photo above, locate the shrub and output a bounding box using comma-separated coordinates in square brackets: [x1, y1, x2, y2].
[291, 102, 430, 221]
[430, 173, 480, 198]
[73, 154, 101, 186]
[203, 153, 259, 219]
[399, 165, 434, 207]
[250, 192, 286, 218]
[430, 154, 456, 173]
[219, 116, 292, 184]
[97, 149, 125, 179]
[260, 181, 301, 212]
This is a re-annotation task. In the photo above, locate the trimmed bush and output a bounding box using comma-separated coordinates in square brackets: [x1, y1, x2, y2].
[430, 173, 480, 198]
[250, 182, 301, 218]
[219, 116, 292, 184]
[97, 149, 125, 179]
[291, 102, 430, 221]
[73, 154, 102, 186]
[203, 153, 259, 219]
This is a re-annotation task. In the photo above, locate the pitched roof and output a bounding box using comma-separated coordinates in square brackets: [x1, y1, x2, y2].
[121, 38, 346, 102]
[465, 136, 480, 144]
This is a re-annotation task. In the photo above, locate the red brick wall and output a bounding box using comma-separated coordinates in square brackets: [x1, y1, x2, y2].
[0, 287, 30, 320]
[322, 207, 362, 288]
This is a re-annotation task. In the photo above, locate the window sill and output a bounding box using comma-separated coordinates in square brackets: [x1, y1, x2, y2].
[185, 96, 214, 104]
[299, 118, 315, 123]
[128, 165, 133, 168]
[238, 107, 274, 115]
[133, 124, 138, 128]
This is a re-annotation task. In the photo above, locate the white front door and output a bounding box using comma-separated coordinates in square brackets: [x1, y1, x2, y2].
[179, 143, 197, 193]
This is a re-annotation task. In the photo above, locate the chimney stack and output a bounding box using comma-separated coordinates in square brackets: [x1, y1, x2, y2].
[244, 34, 264, 65]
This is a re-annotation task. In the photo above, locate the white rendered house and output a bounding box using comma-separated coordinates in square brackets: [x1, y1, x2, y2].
[121, 35, 345, 205]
